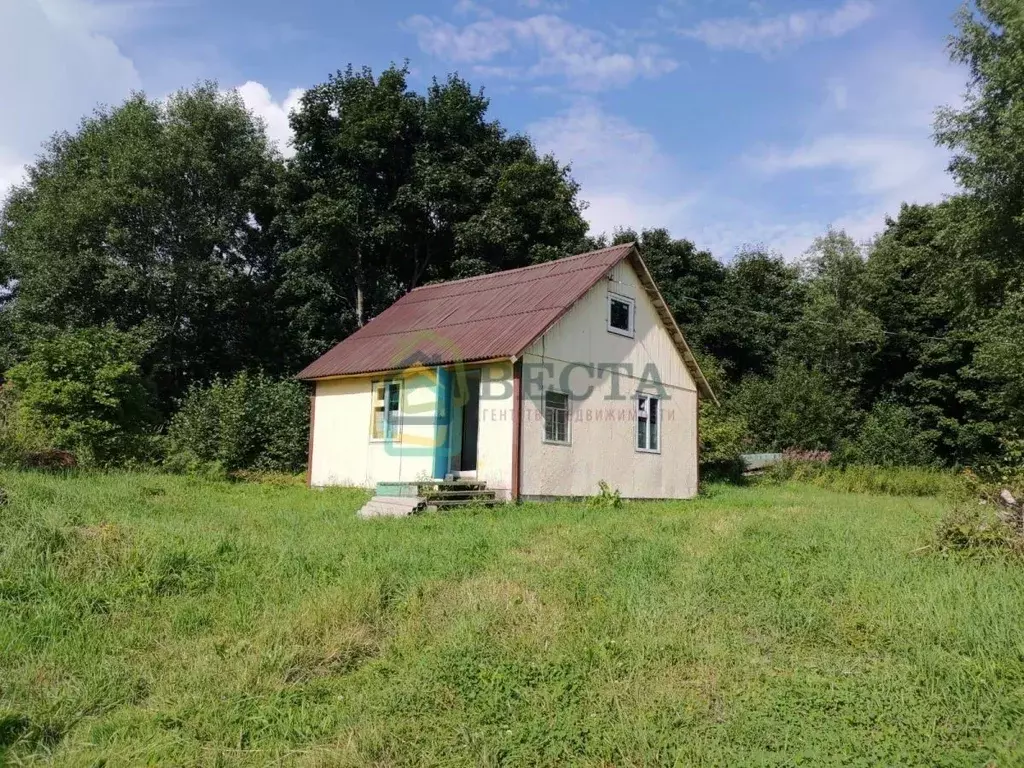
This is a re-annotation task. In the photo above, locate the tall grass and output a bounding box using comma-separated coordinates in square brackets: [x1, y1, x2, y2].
[762, 460, 970, 498]
[1, 471, 1023, 765]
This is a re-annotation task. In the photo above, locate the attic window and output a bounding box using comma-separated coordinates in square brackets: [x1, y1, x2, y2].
[608, 293, 635, 337]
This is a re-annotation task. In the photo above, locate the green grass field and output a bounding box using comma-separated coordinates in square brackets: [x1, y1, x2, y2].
[1, 472, 1023, 766]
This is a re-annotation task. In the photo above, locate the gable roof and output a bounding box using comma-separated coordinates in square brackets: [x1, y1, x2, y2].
[296, 243, 717, 403]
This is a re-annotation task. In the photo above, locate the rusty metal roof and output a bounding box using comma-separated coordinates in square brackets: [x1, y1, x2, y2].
[296, 242, 716, 402]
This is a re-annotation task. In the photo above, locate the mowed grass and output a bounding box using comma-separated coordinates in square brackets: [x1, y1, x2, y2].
[1, 473, 1023, 766]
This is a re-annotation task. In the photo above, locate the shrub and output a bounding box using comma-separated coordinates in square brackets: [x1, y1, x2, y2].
[732, 362, 858, 451]
[835, 401, 937, 467]
[2, 326, 158, 466]
[0, 386, 48, 467]
[699, 401, 748, 483]
[693, 353, 748, 483]
[165, 372, 309, 474]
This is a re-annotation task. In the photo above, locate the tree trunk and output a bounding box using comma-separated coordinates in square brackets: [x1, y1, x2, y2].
[355, 248, 365, 328]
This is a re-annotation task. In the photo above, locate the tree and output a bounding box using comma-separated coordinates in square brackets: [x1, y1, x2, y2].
[860, 203, 987, 462]
[278, 65, 589, 361]
[699, 248, 805, 380]
[936, 0, 1024, 288]
[4, 325, 157, 465]
[786, 230, 884, 397]
[733, 362, 859, 452]
[0, 84, 285, 412]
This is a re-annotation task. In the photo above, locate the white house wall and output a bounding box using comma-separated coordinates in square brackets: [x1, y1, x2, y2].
[520, 258, 700, 499]
[309, 376, 435, 488]
[309, 363, 514, 494]
[476, 361, 515, 499]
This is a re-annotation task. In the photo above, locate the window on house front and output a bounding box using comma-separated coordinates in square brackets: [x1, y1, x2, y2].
[371, 381, 401, 441]
[544, 390, 570, 444]
[636, 394, 660, 452]
[608, 293, 635, 337]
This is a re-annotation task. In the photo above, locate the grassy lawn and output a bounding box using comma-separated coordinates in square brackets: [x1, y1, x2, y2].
[1, 472, 1023, 766]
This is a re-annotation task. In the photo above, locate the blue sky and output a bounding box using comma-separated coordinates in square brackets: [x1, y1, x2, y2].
[1, 0, 967, 259]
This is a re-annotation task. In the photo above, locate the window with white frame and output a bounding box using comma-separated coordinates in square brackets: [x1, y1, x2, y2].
[636, 394, 660, 452]
[543, 390, 570, 444]
[607, 293, 635, 337]
[371, 381, 402, 441]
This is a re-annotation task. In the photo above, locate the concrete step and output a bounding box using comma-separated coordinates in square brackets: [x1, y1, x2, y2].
[357, 496, 425, 519]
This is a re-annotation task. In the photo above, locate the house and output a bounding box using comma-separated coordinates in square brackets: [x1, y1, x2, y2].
[297, 243, 717, 501]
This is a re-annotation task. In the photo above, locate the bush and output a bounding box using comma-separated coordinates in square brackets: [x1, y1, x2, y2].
[0, 386, 43, 467]
[763, 461, 967, 498]
[2, 326, 158, 466]
[835, 401, 937, 467]
[693, 352, 748, 483]
[699, 401, 748, 482]
[732, 362, 859, 451]
[165, 372, 309, 474]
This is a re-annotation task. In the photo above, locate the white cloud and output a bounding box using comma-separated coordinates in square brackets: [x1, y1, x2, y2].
[748, 44, 965, 251]
[236, 81, 305, 158]
[682, 0, 875, 56]
[530, 100, 697, 236]
[0, 0, 143, 200]
[403, 13, 677, 90]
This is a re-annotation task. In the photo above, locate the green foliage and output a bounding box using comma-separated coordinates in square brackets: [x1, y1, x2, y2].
[0, 84, 286, 413]
[279, 65, 588, 360]
[692, 354, 748, 481]
[0, 386, 47, 468]
[587, 480, 623, 508]
[787, 230, 884, 396]
[973, 290, 1024, 427]
[836, 401, 937, 468]
[696, 247, 805, 380]
[165, 372, 309, 474]
[936, 0, 1024, 231]
[733, 362, 858, 451]
[3, 326, 157, 466]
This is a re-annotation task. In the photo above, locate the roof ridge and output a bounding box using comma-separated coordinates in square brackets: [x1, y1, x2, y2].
[408, 242, 635, 293]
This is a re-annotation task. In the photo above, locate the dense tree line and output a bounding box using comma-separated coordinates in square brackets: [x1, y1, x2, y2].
[2, 2, 1023, 475]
